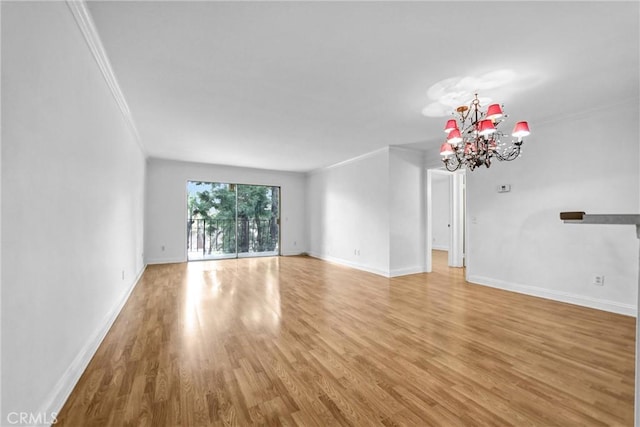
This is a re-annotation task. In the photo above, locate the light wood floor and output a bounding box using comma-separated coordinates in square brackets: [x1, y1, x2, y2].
[57, 252, 635, 426]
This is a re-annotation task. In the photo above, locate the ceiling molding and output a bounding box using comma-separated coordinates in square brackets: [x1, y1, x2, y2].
[66, 0, 144, 154]
[307, 146, 390, 176]
[532, 95, 639, 128]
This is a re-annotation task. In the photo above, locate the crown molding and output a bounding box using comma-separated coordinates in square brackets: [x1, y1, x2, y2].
[307, 146, 389, 176]
[66, 0, 144, 154]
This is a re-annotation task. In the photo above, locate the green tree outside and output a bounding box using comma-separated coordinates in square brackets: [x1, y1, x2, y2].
[187, 182, 279, 255]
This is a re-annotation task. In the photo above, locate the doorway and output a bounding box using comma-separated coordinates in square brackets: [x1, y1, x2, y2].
[425, 169, 466, 273]
[187, 181, 280, 261]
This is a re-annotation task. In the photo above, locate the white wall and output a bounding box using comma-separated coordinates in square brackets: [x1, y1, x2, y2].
[431, 172, 451, 251]
[307, 148, 391, 276]
[307, 147, 425, 277]
[145, 158, 307, 263]
[2, 1, 146, 421]
[389, 147, 425, 276]
[466, 100, 639, 315]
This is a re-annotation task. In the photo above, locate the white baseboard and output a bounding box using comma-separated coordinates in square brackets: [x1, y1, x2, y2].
[307, 253, 425, 278]
[281, 251, 307, 257]
[431, 245, 449, 251]
[146, 256, 185, 265]
[468, 275, 636, 317]
[308, 252, 391, 277]
[389, 266, 425, 277]
[38, 264, 147, 419]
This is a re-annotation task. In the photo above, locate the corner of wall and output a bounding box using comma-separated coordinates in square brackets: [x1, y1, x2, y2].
[38, 264, 147, 419]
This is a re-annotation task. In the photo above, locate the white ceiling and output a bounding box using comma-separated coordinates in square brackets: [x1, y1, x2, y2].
[87, 1, 639, 173]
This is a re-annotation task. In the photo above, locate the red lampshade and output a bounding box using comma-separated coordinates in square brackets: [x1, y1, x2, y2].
[440, 142, 454, 157]
[512, 121, 530, 138]
[447, 128, 463, 145]
[444, 119, 458, 134]
[485, 104, 503, 121]
[478, 119, 496, 136]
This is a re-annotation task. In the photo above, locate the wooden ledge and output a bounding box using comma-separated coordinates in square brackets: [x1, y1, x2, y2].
[560, 212, 585, 220]
[560, 212, 640, 225]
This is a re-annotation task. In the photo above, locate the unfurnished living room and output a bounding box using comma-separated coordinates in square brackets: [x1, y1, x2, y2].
[2, 1, 639, 426]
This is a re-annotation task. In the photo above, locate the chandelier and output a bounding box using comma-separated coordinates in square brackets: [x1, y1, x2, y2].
[439, 93, 530, 171]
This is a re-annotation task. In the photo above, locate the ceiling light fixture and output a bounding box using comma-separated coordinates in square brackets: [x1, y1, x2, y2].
[439, 93, 530, 171]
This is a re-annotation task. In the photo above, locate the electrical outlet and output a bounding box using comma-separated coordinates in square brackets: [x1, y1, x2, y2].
[593, 275, 605, 286]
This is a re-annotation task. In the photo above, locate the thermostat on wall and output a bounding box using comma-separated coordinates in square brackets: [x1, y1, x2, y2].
[497, 184, 511, 193]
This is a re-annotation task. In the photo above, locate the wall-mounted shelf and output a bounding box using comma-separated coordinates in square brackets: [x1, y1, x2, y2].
[560, 211, 640, 228]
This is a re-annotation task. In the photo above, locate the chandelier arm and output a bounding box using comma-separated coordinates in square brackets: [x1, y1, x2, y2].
[461, 123, 475, 137]
[443, 156, 460, 171]
[454, 150, 465, 170]
[459, 108, 470, 123]
[494, 145, 521, 161]
[444, 161, 460, 172]
[443, 150, 462, 171]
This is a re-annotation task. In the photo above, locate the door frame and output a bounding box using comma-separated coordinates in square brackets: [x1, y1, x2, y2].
[185, 181, 281, 261]
[425, 168, 466, 272]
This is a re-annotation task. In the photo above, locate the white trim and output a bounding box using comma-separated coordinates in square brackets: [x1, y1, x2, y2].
[426, 168, 456, 273]
[281, 251, 307, 257]
[389, 266, 425, 278]
[431, 244, 449, 251]
[308, 252, 391, 277]
[66, 0, 144, 154]
[37, 264, 147, 419]
[307, 147, 389, 175]
[187, 254, 236, 262]
[389, 145, 424, 155]
[425, 169, 433, 272]
[146, 257, 186, 265]
[449, 171, 465, 267]
[468, 274, 637, 317]
[534, 95, 638, 128]
[153, 156, 305, 179]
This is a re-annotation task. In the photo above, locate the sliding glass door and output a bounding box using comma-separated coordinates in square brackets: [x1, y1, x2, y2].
[187, 182, 237, 260]
[187, 181, 280, 260]
[236, 184, 280, 257]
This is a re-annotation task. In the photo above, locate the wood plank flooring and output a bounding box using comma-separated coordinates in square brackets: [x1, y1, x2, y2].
[56, 252, 635, 426]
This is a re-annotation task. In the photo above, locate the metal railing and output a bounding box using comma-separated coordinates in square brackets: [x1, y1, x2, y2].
[187, 218, 279, 256]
